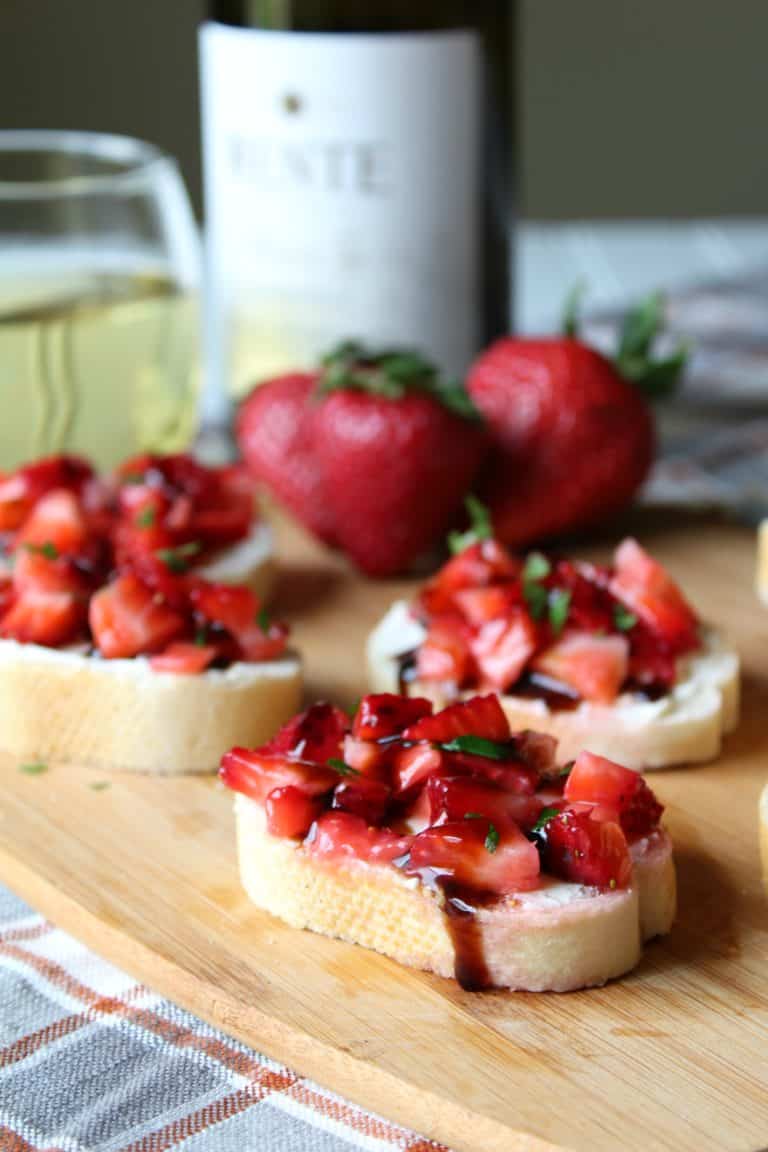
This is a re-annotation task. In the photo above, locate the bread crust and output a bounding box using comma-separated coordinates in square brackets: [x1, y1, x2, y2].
[367, 602, 739, 770]
[234, 797, 675, 992]
[0, 640, 302, 774]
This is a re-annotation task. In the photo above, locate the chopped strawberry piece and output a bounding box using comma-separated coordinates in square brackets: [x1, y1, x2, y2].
[220, 747, 337, 804]
[149, 642, 217, 675]
[565, 751, 663, 840]
[611, 538, 699, 653]
[0, 587, 84, 647]
[392, 742, 444, 795]
[266, 786, 325, 838]
[0, 455, 93, 520]
[88, 573, 185, 659]
[416, 617, 473, 684]
[427, 775, 542, 831]
[237, 620, 289, 662]
[305, 812, 410, 864]
[433, 539, 520, 592]
[342, 734, 391, 778]
[331, 776, 391, 824]
[533, 631, 629, 704]
[403, 693, 511, 743]
[351, 693, 433, 740]
[541, 808, 632, 888]
[0, 576, 12, 617]
[470, 608, 538, 691]
[261, 702, 349, 764]
[455, 754, 540, 795]
[189, 582, 258, 635]
[453, 585, 522, 627]
[406, 818, 540, 895]
[14, 489, 90, 557]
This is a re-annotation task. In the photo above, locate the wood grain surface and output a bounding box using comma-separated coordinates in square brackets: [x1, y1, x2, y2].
[0, 513, 766, 1152]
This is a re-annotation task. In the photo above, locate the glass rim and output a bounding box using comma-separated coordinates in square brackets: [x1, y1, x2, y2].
[0, 131, 172, 199]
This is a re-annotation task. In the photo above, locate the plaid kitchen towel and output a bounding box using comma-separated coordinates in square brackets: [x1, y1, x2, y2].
[0, 887, 450, 1152]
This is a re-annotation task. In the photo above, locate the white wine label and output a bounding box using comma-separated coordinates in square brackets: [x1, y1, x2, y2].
[199, 22, 480, 410]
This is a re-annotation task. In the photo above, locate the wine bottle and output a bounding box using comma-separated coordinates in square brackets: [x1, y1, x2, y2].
[200, 1, 513, 412]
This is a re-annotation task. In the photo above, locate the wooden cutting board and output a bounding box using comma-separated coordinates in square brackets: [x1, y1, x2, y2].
[0, 514, 766, 1152]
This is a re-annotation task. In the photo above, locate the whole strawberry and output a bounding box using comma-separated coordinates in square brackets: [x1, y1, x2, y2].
[468, 295, 686, 548]
[313, 343, 486, 577]
[236, 372, 336, 545]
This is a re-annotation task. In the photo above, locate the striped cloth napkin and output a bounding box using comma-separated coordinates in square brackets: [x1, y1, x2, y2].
[0, 886, 450, 1152]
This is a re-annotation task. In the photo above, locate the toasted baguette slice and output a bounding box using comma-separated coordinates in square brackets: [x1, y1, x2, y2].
[367, 602, 739, 770]
[234, 796, 675, 992]
[195, 520, 275, 600]
[760, 782, 768, 892]
[0, 640, 301, 774]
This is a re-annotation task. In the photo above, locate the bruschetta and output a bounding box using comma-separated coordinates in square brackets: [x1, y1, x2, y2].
[221, 692, 675, 992]
[0, 454, 300, 773]
[367, 524, 738, 770]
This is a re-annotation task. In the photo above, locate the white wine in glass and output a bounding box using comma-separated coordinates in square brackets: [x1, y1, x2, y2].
[0, 132, 201, 471]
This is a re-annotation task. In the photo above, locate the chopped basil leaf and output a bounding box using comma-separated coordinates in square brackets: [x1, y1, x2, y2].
[155, 540, 202, 573]
[484, 823, 500, 853]
[120, 472, 145, 485]
[558, 760, 575, 778]
[523, 552, 551, 582]
[523, 580, 548, 620]
[531, 806, 560, 833]
[24, 540, 59, 561]
[613, 605, 638, 631]
[135, 506, 156, 528]
[448, 494, 493, 554]
[441, 734, 508, 760]
[327, 757, 360, 778]
[256, 606, 271, 631]
[194, 628, 209, 647]
[548, 588, 572, 635]
[19, 762, 47, 775]
[464, 811, 486, 820]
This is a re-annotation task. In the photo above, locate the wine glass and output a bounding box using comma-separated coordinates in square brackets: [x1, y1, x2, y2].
[0, 131, 200, 470]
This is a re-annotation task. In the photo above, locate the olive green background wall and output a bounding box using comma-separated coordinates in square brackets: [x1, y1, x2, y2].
[1, 0, 766, 220]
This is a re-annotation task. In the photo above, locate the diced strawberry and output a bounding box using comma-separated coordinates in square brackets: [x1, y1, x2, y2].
[305, 811, 411, 864]
[453, 585, 522, 627]
[549, 560, 615, 634]
[611, 538, 699, 653]
[433, 539, 520, 592]
[0, 587, 84, 646]
[0, 576, 12, 617]
[237, 620, 289, 662]
[455, 754, 540, 795]
[533, 631, 629, 704]
[626, 625, 678, 691]
[405, 818, 540, 895]
[342, 734, 391, 778]
[426, 775, 543, 830]
[261, 702, 349, 764]
[331, 776, 391, 824]
[416, 618, 473, 684]
[149, 642, 217, 675]
[470, 609, 538, 691]
[392, 742, 444, 795]
[265, 786, 325, 838]
[88, 574, 185, 659]
[565, 751, 663, 840]
[189, 581, 258, 635]
[220, 747, 338, 804]
[403, 693, 511, 743]
[540, 808, 632, 888]
[14, 489, 90, 557]
[191, 466, 253, 544]
[351, 693, 433, 740]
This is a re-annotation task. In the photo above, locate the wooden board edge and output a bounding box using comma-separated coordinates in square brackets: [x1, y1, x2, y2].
[0, 843, 568, 1152]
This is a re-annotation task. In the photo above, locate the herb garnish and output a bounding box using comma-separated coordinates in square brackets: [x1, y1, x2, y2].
[24, 541, 59, 561]
[194, 627, 209, 647]
[522, 552, 551, 582]
[327, 757, 361, 778]
[448, 494, 493, 555]
[89, 780, 111, 791]
[256, 606, 271, 631]
[548, 588, 572, 635]
[484, 823, 500, 853]
[531, 806, 560, 833]
[440, 734, 508, 760]
[19, 762, 48, 775]
[155, 541, 202, 573]
[135, 506, 156, 528]
[613, 605, 638, 631]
